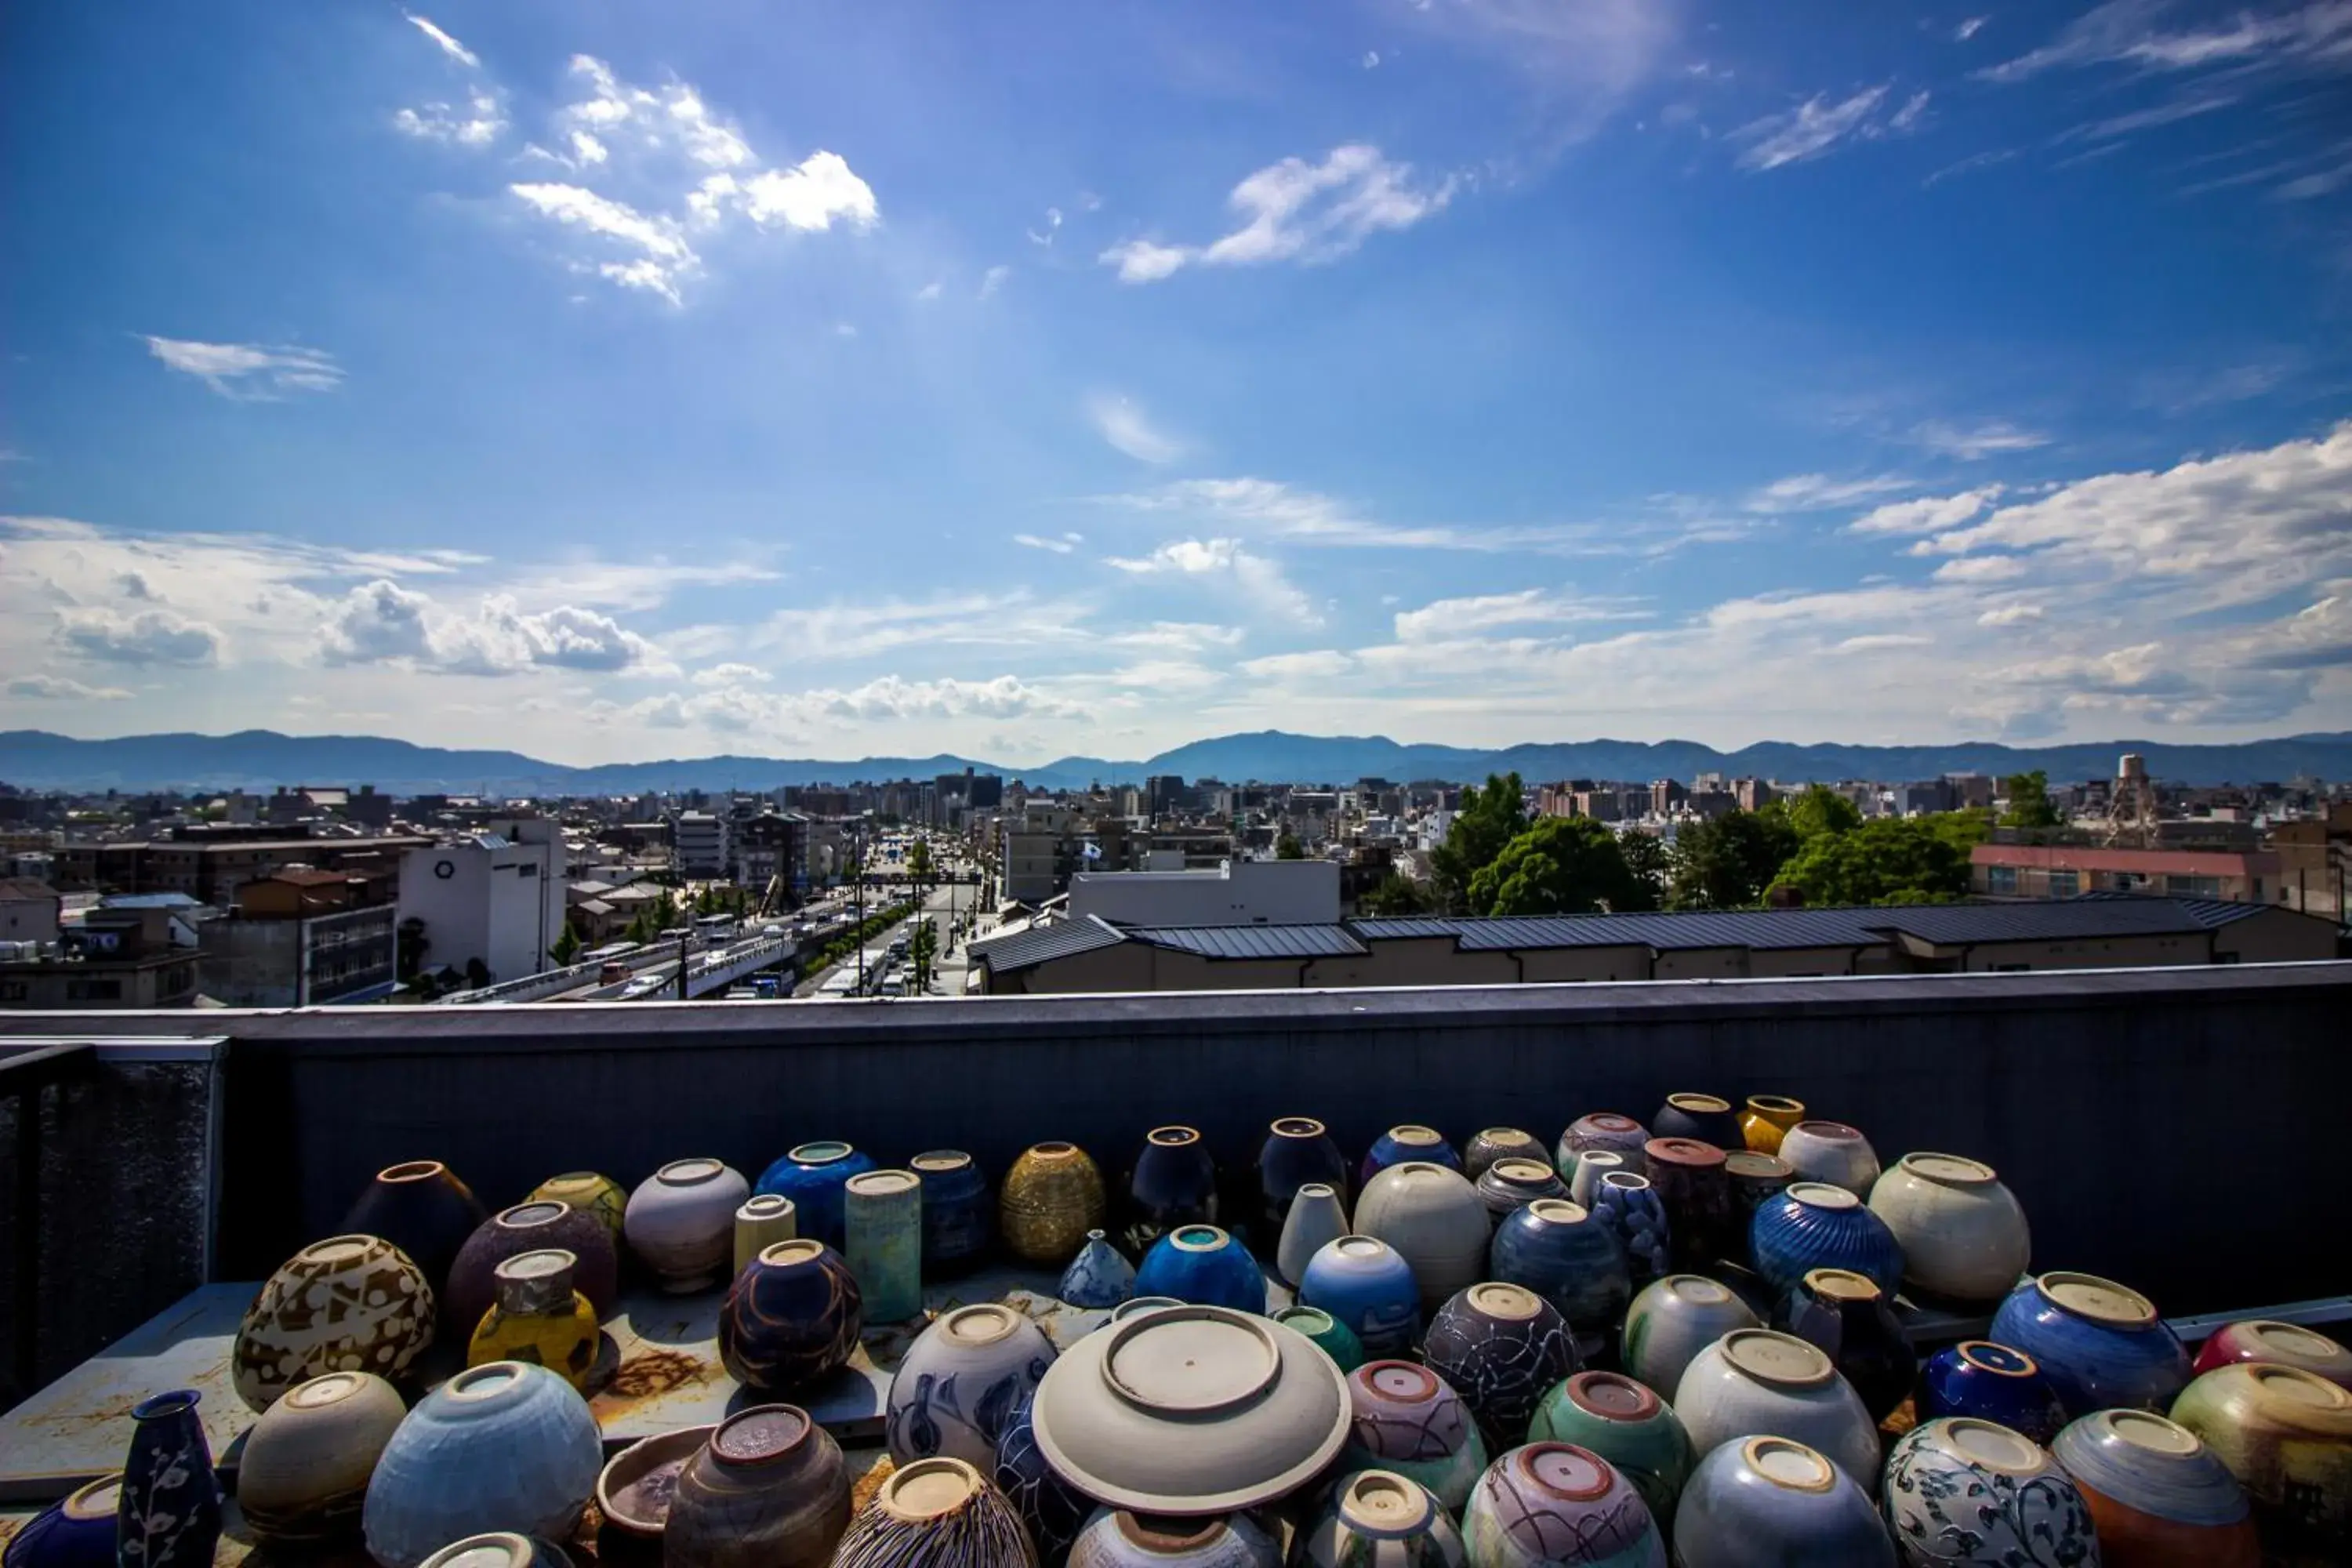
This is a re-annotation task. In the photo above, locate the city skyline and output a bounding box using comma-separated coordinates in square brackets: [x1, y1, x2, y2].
[5, 1, 2351, 766]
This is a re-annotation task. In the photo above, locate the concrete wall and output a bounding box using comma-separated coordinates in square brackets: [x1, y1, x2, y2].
[1069, 860, 1341, 927]
[2212, 908, 2341, 964]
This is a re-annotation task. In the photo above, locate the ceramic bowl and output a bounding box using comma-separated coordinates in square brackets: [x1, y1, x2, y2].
[1652, 1093, 1744, 1151]
[1465, 1127, 1550, 1185]
[1750, 1181, 1904, 1298]
[1422, 1282, 1579, 1449]
[1674, 1329, 1882, 1497]
[1363, 1125, 1463, 1188]
[666, 1404, 851, 1568]
[1475, 1159, 1568, 1230]
[993, 1390, 1093, 1566]
[1914, 1341, 2067, 1446]
[413, 1534, 568, 1568]
[1356, 1160, 1495, 1316]
[1674, 1435, 1893, 1567]
[2169, 1362, 2352, 1557]
[340, 1160, 486, 1286]
[1777, 1268, 1917, 1425]
[830, 1457, 1038, 1568]
[1028, 1305, 1351, 1514]
[624, 1158, 751, 1293]
[528, 1172, 627, 1246]
[886, 1302, 1058, 1468]
[1866, 1153, 2031, 1306]
[2053, 1408, 2259, 1567]
[233, 1234, 436, 1410]
[1273, 1305, 1366, 1372]
[1738, 1097, 1807, 1156]
[1775, 1121, 1881, 1198]
[1566, 1149, 1631, 1209]
[1643, 1138, 1737, 1272]
[1296, 1469, 1468, 1567]
[1061, 1229, 1139, 1308]
[594, 1425, 713, 1538]
[1463, 1443, 1667, 1567]
[361, 1362, 602, 1568]
[1341, 1360, 1491, 1516]
[0, 1474, 121, 1568]
[1125, 1124, 1220, 1257]
[1135, 1224, 1268, 1312]
[1276, 1181, 1351, 1290]
[2191, 1319, 2352, 1388]
[234, 1370, 406, 1544]
[1588, 1171, 1671, 1287]
[1990, 1272, 2193, 1419]
[720, 1238, 864, 1395]
[1000, 1142, 1109, 1266]
[1528, 1371, 1695, 1530]
[910, 1150, 992, 1276]
[1259, 1116, 1351, 1237]
[445, 1202, 620, 1339]
[1066, 1510, 1283, 1566]
[1883, 1417, 2100, 1566]
[1555, 1113, 1650, 1181]
[753, 1142, 877, 1251]
[1621, 1274, 1759, 1399]
[1490, 1197, 1632, 1337]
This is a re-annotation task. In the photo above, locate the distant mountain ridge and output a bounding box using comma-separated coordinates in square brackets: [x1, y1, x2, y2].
[5, 727, 2349, 794]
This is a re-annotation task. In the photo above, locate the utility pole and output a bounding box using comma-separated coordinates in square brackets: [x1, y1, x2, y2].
[854, 815, 867, 996]
[677, 924, 689, 1000]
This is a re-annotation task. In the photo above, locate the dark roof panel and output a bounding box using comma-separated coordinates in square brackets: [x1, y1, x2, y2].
[970, 917, 1128, 973]
[1868, 900, 2207, 946]
[1129, 924, 1368, 960]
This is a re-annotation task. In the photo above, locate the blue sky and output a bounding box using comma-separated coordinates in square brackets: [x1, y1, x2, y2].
[3, 0, 2350, 767]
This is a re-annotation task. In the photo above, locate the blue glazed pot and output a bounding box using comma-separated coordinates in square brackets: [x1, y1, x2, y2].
[1058, 1229, 1137, 1308]
[1750, 1181, 1904, 1298]
[1776, 1268, 1917, 1424]
[1359, 1124, 1461, 1189]
[1914, 1340, 2068, 1445]
[1258, 1116, 1350, 1240]
[117, 1391, 222, 1568]
[1989, 1272, 2194, 1420]
[754, 1142, 877, 1251]
[361, 1363, 601, 1568]
[1123, 1124, 1219, 1258]
[993, 1392, 1092, 1567]
[1588, 1170, 1672, 1288]
[1652, 1093, 1745, 1151]
[1299, 1234, 1422, 1359]
[1491, 1196, 1632, 1337]
[1133, 1224, 1266, 1312]
[911, 1150, 991, 1276]
[1673, 1435, 1895, 1567]
[2, 1475, 119, 1568]
[719, 1238, 866, 1395]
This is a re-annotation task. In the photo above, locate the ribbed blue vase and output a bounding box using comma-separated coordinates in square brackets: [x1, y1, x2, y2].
[1748, 1181, 1904, 1298]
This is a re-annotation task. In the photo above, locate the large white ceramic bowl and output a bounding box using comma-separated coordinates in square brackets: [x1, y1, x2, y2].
[1672, 1329, 1882, 1497]
[1866, 1153, 2031, 1305]
[1354, 1162, 1490, 1316]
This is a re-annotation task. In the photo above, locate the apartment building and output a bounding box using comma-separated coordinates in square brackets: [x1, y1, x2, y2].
[1970, 844, 2281, 903]
[396, 822, 568, 987]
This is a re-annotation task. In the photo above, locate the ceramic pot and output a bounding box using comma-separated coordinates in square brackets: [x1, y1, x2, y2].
[1776, 1268, 1916, 1424]
[1867, 1153, 2031, 1306]
[1277, 1181, 1351, 1289]
[1882, 1417, 2100, 1566]
[1001, 1142, 1109, 1266]
[831, 1457, 1033, 1568]
[341, 1160, 487, 1286]
[1260, 1116, 1350, 1239]
[361, 1361, 602, 1568]
[1301, 1235, 1422, 1359]
[1673, 1329, 1882, 1497]
[720, 1238, 863, 1394]
[1463, 1443, 1666, 1567]
[735, 1194, 800, 1279]
[1776, 1121, 1881, 1199]
[1, 1474, 119, 1568]
[1068, 1510, 1279, 1566]
[754, 1142, 878, 1251]
[1915, 1341, 2067, 1446]
[1363, 1125, 1462, 1188]
[666, 1403, 851, 1568]
[1565, 1150, 1628, 1210]
[1737, 1097, 1807, 1157]
[2053, 1408, 2259, 1568]
[1062, 1229, 1140, 1308]
[235, 1370, 405, 1544]
[2192, 1320, 2352, 1389]
[1475, 1159, 1567, 1232]
[844, 1168, 924, 1324]
[466, 1249, 601, 1391]
[1528, 1371, 1694, 1530]
[1298, 1470, 1467, 1567]
[594, 1425, 712, 1538]
[1555, 1113, 1650, 1181]
[624, 1157, 751, 1293]
[1749, 1181, 1904, 1298]
[528, 1171, 626, 1247]
[115, 1391, 222, 1568]
[1642, 1138, 1736, 1272]
[1125, 1125, 1220, 1258]
[1356, 1161, 1489, 1316]
[1274, 1305, 1366, 1372]
[1722, 1151, 1795, 1267]
[1423, 1283, 1579, 1450]
[1674, 1435, 1893, 1567]
[1621, 1275, 1759, 1400]
[414, 1535, 568, 1568]
[996, 1389, 1092, 1566]
[1990, 1272, 2193, 1420]
[1135, 1224, 1267, 1312]
[887, 1302, 1058, 1468]
[1465, 1127, 1549, 1185]
[446, 1201, 619, 1337]
[1587, 1171, 1671, 1289]
[1344, 1361, 1491, 1517]
[233, 1234, 436, 1410]
[912, 1150, 992, 1276]
[1652, 1094, 1744, 1151]
[2170, 1362, 2352, 1560]
[1490, 1197, 1632, 1338]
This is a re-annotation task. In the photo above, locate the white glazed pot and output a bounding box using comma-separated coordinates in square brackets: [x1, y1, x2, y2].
[1355, 1163, 1490, 1316]
[1866, 1153, 2031, 1305]
[1671, 1330, 1882, 1497]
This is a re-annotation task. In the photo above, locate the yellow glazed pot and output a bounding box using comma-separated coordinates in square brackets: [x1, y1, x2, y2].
[999, 1142, 1106, 1266]
[1739, 1097, 1806, 1156]
[466, 1250, 601, 1392]
[529, 1172, 627, 1245]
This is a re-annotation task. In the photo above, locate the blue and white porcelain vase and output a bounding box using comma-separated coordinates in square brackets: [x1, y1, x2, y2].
[1059, 1229, 1137, 1308]
[886, 1303, 1056, 1470]
[1882, 1417, 2102, 1566]
[116, 1392, 222, 1568]
[1300, 1235, 1421, 1359]
[993, 1390, 1093, 1567]
[1134, 1225, 1266, 1312]
[1749, 1181, 1905, 1298]
[1588, 1171, 1671, 1289]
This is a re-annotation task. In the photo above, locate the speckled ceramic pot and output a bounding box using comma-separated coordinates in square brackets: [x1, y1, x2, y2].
[719, 1239, 864, 1395]
[1475, 1160, 1568, 1232]
[1882, 1417, 2100, 1566]
[1302, 1235, 1422, 1359]
[2170, 1362, 2352, 1562]
[624, 1158, 751, 1293]
[754, 1142, 877, 1251]
[1355, 1162, 1490, 1317]
[1674, 1330, 1882, 1497]
[340, 1160, 487, 1287]
[445, 1201, 619, 1339]
[1343, 1361, 1490, 1516]
[995, 1390, 1092, 1567]
[2191, 1320, 2352, 1389]
[233, 1235, 436, 1410]
[236, 1370, 406, 1544]
[1588, 1171, 1671, 1289]
[361, 1362, 602, 1568]
[1674, 1436, 1894, 1568]
[1915, 1341, 2068, 1446]
[1651, 1094, 1744, 1151]
[1737, 1097, 1806, 1157]
[2053, 1408, 2259, 1568]
[1490, 1198, 1632, 1338]
[1422, 1283, 1579, 1449]
[1061, 1230, 1138, 1308]
[1555, 1114, 1650, 1182]
[1275, 1305, 1367, 1372]
[528, 1172, 626, 1247]
[1621, 1275, 1759, 1401]
[1277, 1182, 1352, 1290]
[912, 1150, 992, 1276]
[1261, 1116, 1351, 1239]
[1135, 1224, 1267, 1313]
[1749, 1181, 1904, 1299]
[1067, 1510, 1280, 1567]
[1465, 1127, 1550, 1185]
[1463, 1443, 1666, 1567]
[1125, 1125, 1220, 1258]
[1529, 1372, 1695, 1530]
[1990, 1272, 2193, 1420]
[1643, 1138, 1736, 1272]
[1000, 1142, 1109, 1266]
[886, 1302, 1057, 1469]
[830, 1457, 1033, 1568]
[1775, 1122, 1881, 1199]
[1298, 1469, 1468, 1567]
[1776, 1268, 1917, 1425]
[1867, 1153, 2031, 1307]
[1363, 1126, 1463, 1189]
[665, 1404, 851, 1568]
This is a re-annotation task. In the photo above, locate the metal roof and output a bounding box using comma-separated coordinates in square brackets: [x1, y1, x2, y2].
[1352, 898, 2255, 953]
[2070, 891, 2277, 928]
[970, 916, 1128, 973]
[1868, 899, 2209, 946]
[1128, 924, 1369, 960]
[1349, 917, 1465, 941]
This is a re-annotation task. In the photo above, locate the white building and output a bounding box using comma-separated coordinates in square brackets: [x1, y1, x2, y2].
[673, 811, 731, 879]
[1067, 858, 1341, 928]
[396, 820, 567, 987]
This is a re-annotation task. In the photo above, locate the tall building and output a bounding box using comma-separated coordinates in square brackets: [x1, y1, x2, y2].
[199, 869, 398, 1006]
[396, 822, 568, 987]
[671, 811, 731, 879]
[1145, 775, 1188, 818]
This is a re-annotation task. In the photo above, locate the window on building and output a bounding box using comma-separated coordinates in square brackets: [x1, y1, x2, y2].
[2165, 874, 2222, 898]
[65, 978, 124, 1000]
[2046, 870, 2080, 898]
[0, 981, 27, 1001]
[1985, 866, 2019, 895]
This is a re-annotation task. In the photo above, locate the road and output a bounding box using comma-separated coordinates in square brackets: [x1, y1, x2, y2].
[789, 878, 978, 999]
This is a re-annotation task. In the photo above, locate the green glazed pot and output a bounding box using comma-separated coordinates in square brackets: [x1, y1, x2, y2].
[1275, 1305, 1367, 1373]
[1528, 1369, 1696, 1529]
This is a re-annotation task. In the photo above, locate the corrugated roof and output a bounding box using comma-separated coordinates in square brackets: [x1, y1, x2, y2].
[1350, 917, 1465, 941]
[1354, 898, 2249, 953]
[970, 916, 1128, 973]
[2070, 891, 2276, 928]
[1128, 924, 1368, 960]
[1869, 899, 2208, 946]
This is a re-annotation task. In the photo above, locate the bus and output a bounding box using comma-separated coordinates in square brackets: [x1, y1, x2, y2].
[694, 914, 739, 946]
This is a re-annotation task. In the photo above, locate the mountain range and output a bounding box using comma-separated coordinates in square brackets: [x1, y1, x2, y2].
[5, 728, 2350, 794]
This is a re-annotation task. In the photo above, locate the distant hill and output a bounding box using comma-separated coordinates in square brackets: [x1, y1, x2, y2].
[3, 727, 2347, 794]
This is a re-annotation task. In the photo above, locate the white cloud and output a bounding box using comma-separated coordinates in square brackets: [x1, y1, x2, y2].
[1101, 144, 1455, 284]
[509, 183, 695, 302]
[978, 264, 1011, 299]
[1735, 86, 1928, 172]
[1979, 0, 2352, 83]
[319, 580, 665, 675]
[1109, 475, 1619, 554]
[1955, 17, 1988, 42]
[692, 662, 771, 687]
[1011, 533, 1084, 554]
[1907, 419, 2049, 459]
[1028, 206, 1063, 247]
[1978, 603, 2046, 626]
[1105, 537, 1321, 626]
[1087, 394, 1181, 463]
[1240, 649, 1356, 681]
[141, 337, 343, 399]
[1849, 487, 2004, 534]
[394, 93, 506, 146]
[915, 280, 943, 301]
[1363, 50, 1381, 69]
[1743, 472, 1914, 512]
[402, 12, 478, 67]
[9, 673, 132, 701]
[1933, 554, 2031, 583]
[738, 154, 880, 231]
[1835, 633, 1935, 652]
[55, 608, 223, 667]
[1393, 588, 1650, 642]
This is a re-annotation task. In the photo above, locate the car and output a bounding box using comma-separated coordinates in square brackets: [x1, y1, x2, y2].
[879, 978, 905, 996]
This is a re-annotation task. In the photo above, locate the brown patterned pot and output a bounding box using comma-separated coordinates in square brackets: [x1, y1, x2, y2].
[234, 1235, 436, 1410]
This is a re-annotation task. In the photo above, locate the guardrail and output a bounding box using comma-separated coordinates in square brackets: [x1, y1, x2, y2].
[2, 1043, 95, 1402]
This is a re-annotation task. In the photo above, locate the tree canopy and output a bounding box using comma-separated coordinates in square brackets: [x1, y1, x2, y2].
[1467, 816, 1658, 917]
[1432, 772, 1527, 912]
[1359, 870, 1431, 916]
[1768, 818, 1972, 906]
[2001, 770, 2062, 829]
[1668, 810, 1803, 910]
[1276, 830, 1306, 860]
[1763, 783, 1864, 841]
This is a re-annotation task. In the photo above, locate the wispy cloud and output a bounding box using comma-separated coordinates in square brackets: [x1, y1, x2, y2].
[1087, 394, 1181, 463]
[1104, 537, 1322, 626]
[2058, 92, 2239, 144]
[7, 673, 132, 702]
[141, 337, 343, 400]
[1012, 532, 1085, 554]
[1394, 588, 1651, 642]
[1735, 86, 1928, 171]
[1101, 144, 1456, 284]
[1979, 0, 2352, 84]
[1907, 419, 2051, 459]
[1955, 16, 1989, 42]
[978, 265, 1011, 299]
[394, 94, 506, 146]
[1742, 472, 1914, 512]
[401, 11, 478, 68]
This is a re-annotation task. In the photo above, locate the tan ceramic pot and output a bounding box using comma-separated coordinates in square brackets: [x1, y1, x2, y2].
[1867, 1152, 2031, 1305]
[236, 1370, 408, 1544]
[999, 1142, 1106, 1266]
[1354, 1161, 1490, 1317]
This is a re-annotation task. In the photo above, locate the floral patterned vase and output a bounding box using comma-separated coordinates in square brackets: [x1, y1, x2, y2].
[116, 1391, 223, 1568]
[1882, 1417, 2102, 1566]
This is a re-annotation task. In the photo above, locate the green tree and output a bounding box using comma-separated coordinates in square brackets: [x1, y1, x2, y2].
[1432, 772, 1527, 912]
[1276, 831, 1305, 859]
[2000, 770, 2062, 829]
[907, 839, 934, 890]
[549, 925, 582, 967]
[909, 919, 938, 989]
[1763, 784, 1863, 842]
[1359, 871, 1431, 916]
[1668, 810, 1803, 910]
[1769, 818, 1971, 906]
[1467, 817, 1657, 917]
[624, 909, 652, 946]
[1617, 829, 1671, 902]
